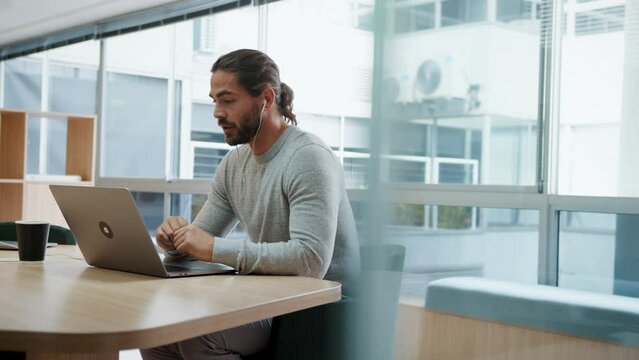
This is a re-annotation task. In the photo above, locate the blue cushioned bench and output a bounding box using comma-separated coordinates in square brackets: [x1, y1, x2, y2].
[425, 277, 639, 348]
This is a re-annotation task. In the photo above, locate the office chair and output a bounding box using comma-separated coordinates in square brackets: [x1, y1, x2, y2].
[0, 222, 77, 245]
[257, 244, 406, 360]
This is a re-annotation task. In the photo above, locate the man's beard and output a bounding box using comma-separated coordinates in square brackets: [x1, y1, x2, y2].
[220, 103, 261, 146]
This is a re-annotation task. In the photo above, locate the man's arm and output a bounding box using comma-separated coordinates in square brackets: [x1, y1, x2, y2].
[157, 153, 238, 260]
[213, 144, 342, 278]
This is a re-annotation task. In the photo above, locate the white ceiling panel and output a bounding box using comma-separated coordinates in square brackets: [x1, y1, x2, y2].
[0, 0, 183, 47]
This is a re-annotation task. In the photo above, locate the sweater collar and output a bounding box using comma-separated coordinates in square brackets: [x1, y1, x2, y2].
[254, 126, 296, 164]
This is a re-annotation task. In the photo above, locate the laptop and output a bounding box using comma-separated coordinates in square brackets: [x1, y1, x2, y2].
[49, 185, 236, 277]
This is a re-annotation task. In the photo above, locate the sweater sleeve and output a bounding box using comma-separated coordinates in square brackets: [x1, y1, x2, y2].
[212, 144, 341, 279]
[193, 153, 239, 238]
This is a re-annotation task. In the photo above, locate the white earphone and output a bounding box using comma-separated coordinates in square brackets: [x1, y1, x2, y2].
[252, 99, 267, 149]
[259, 99, 266, 128]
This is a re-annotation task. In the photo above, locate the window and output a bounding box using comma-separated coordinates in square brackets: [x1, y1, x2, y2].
[343, 117, 370, 188]
[343, 157, 369, 189]
[4, 1, 639, 355]
[559, 211, 639, 298]
[99, 25, 176, 179]
[441, 0, 487, 27]
[266, 0, 373, 189]
[344, 117, 370, 153]
[26, 117, 41, 175]
[193, 17, 216, 52]
[3, 58, 41, 109]
[387, 204, 539, 300]
[394, 3, 436, 33]
[49, 64, 97, 115]
[497, 0, 537, 22]
[172, 8, 259, 180]
[190, 103, 216, 135]
[131, 192, 165, 238]
[298, 114, 341, 149]
[383, 2, 540, 186]
[22, 0, 373, 188]
[23, 117, 68, 176]
[171, 193, 207, 223]
[352, 2, 375, 31]
[188, 103, 229, 179]
[575, 6, 625, 36]
[193, 148, 228, 179]
[102, 72, 168, 178]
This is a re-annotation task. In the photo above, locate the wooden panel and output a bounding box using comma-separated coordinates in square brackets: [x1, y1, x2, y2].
[66, 117, 95, 182]
[0, 183, 23, 221]
[394, 301, 429, 360]
[0, 110, 26, 179]
[394, 304, 639, 360]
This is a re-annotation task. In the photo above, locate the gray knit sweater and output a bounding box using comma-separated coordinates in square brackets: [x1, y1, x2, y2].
[193, 126, 360, 285]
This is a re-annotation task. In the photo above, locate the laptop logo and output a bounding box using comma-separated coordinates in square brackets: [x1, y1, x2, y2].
[99, 221, 114, 239]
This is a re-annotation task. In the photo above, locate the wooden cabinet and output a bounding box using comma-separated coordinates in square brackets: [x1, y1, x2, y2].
[0, 109, 96, 225]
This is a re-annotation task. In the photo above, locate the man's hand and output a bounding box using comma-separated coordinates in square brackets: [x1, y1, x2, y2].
[173, 224, 215, 262]
[156, 216, 188, 251]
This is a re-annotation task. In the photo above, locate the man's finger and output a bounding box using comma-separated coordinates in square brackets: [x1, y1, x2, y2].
[160, 223, 174, 238]
[168, 217, 183, 231]
[174, 226, 186, 237]
[157, 236, 175, 250]
[176, 216, 188, 227]
[155, 228, 174, 249]
[156, 231, 168, 244]
[173, 231, 186, 247]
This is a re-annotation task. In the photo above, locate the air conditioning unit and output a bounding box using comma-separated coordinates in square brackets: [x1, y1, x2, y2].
[388, 53, 469, 103]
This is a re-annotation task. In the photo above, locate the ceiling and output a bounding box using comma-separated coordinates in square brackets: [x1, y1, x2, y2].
[0, 0, 182, 48]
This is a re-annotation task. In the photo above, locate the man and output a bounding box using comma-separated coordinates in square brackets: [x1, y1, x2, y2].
[141, 49, 360, 360]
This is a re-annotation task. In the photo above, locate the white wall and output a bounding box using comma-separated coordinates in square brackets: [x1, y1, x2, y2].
[557, 32, 625, 196]
[559, 33, 625, 126]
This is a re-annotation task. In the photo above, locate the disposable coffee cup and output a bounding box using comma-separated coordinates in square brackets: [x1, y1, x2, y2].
[16, 221, 50, 261]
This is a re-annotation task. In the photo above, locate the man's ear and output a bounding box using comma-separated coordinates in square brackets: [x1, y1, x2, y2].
[262, 88, 276, 110]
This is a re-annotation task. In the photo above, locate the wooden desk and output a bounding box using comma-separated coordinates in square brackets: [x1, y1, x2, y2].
[0, 246, 341, 360]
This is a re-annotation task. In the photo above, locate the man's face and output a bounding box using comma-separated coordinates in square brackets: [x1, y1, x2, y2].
[210, 71, 262, 146]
